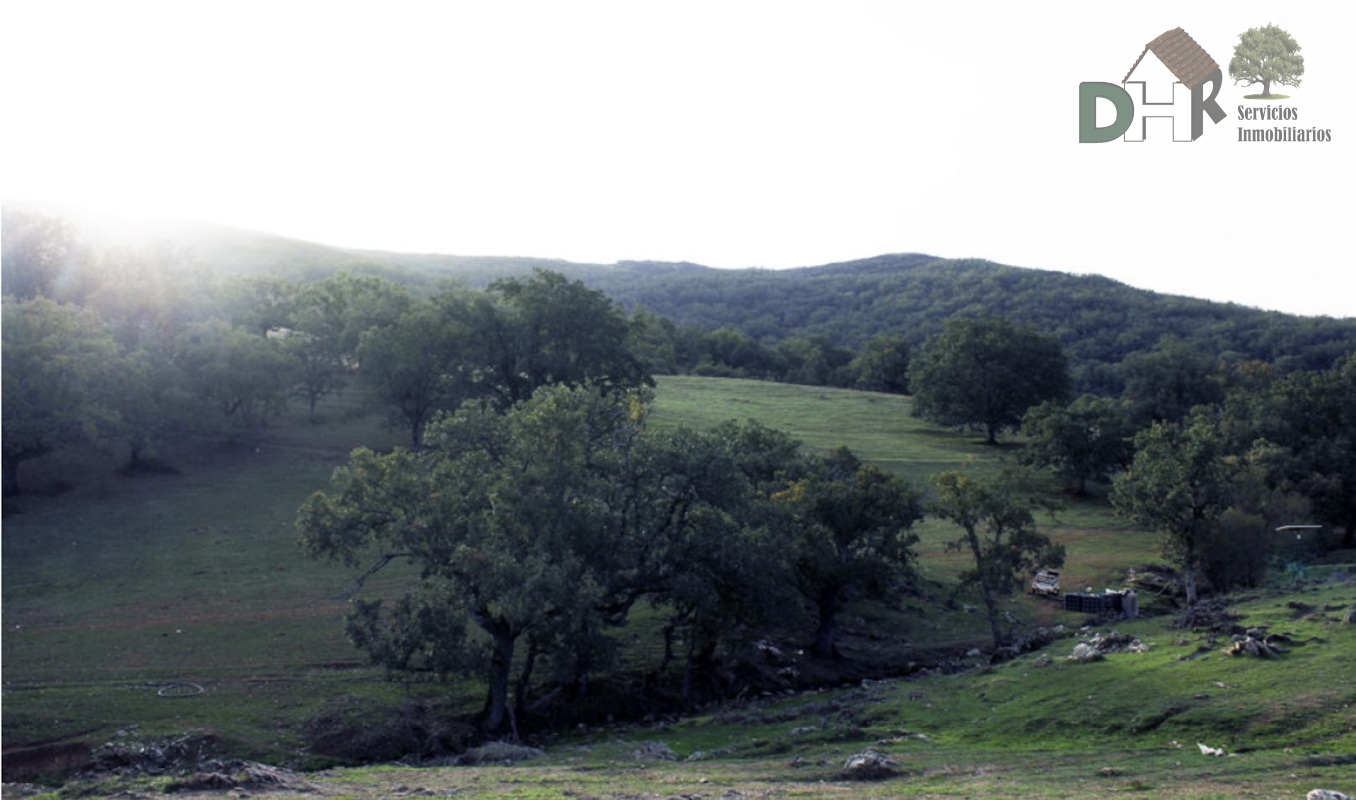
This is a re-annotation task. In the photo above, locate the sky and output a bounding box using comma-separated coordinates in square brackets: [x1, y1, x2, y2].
[5, 1, 1354, 317]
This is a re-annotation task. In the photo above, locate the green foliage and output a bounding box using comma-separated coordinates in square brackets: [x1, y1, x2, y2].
[485, 270, 652, 406]
[1, 297, 119, 495]
[299, 385, 782, 733]
[1021, 395, 1136, 494]
[1, 209, 76, 301]
[1229, 23, 1304, 98]
[909, 316, 1071, 443]
[929, 470, 1064, 648]
[1121, 336, 1223, 424]
[1223, 353, 1356, 547]
[358, 272, 652, 448]
[174, 319, 296, 442]
[778, 448, 925, 657]
[579, 255, 1356, 396]
[357, 295, 474, 448]
[849, 334, 910, 393]
[1112, 415, 1240, 605]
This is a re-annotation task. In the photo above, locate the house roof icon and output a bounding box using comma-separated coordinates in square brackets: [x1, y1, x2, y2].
[1122, 27, 1219, 90]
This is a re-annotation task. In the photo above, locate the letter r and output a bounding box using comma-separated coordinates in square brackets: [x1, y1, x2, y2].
[1191, 67, 1226, 141]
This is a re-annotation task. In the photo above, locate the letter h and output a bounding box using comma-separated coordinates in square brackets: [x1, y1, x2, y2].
[1121, 80, 1193, 142]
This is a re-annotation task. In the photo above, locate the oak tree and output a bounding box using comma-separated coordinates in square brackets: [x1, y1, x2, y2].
[909, 316, 1070, 443]
[1112, 415, 1240, 605]
[1229, 24, 1304, 98]
[930, 470, 1064, 649]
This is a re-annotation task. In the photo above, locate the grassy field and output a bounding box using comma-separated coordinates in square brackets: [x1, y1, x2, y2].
[4, 376, 1355, 796]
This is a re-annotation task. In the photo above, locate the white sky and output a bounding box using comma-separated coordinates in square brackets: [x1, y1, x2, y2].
[4, 1, 1354, 317]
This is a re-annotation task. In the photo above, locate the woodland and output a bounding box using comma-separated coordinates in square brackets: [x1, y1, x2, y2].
[3, 208, 1354, 794]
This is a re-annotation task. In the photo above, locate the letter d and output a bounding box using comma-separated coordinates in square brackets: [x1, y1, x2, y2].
[1079, 82, 1133, 143]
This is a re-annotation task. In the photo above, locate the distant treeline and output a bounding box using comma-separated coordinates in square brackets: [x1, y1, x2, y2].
[581, 255, 1356, 395]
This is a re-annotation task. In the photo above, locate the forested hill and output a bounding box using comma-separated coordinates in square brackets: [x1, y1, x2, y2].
[12, 208, 1356, 392]
[578, 254, 1356, 391]
[348, 246, 1356, 393]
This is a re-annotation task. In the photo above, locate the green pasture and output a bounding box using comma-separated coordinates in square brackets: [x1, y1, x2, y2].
[651, 375, 1003, 485]
[4, 376, 1355, 796]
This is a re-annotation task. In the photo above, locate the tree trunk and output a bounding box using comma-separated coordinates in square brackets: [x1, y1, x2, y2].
[813, 597, 841, 659]
[1261, 79, 1272, 98]
[514, 640, 540, 721]
[3, 454, 20, 498]
[1183, 563, 1199, 607]
[978, 579, 1006, 649]
[482, 625, 516, 735]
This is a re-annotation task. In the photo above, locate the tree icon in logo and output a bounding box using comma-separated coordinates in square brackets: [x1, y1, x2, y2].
[1229, 23, 1304, 100]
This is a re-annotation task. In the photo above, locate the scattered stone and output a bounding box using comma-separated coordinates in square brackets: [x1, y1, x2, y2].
[1223, 631, 1286, 658]
[1307, 791, 1350, 800]
[1067, 631, 1149, 662]
[630, 741, 678, 762]
[1099, 766, 1123, 777]
[163, 760, 316, 794]
[1196, 742, 1226, 757]
[455, 741, 545, 766]
[842, 749, 899, 780]
[1067, 643, 1104, 663]
[684, 747, 734, 762]
[964, 648, 983, 659]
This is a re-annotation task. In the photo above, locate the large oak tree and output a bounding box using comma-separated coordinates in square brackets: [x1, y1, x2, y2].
[909, 316, 1070, 444]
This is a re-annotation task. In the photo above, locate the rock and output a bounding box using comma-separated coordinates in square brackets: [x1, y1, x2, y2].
[1067, 643, 1104, 663]
[1223, 633, 1285, 658]
[842, 749, 899, 780]
[455, 742, 545, 766]
[162, 760, 315, 794]
[1196, 742, 1225, 757]
[630, 741, 678, 762]
[1307, 791, 1350, 800]
[964, 648, 983, 658]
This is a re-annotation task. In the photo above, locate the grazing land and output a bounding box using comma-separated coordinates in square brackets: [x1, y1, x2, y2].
[4, 377, 1355, 797]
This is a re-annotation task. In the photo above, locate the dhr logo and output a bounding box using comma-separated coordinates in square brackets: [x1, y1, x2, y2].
[1080, 27, 1226, 142]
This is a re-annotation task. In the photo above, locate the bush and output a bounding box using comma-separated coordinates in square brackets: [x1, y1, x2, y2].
[304, 696, 473, 764]
[1199, 509, 1273, 591]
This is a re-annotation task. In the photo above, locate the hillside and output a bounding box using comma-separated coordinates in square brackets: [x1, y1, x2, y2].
[3, 378, 1353, 797]
[94, 217, 1356, 393]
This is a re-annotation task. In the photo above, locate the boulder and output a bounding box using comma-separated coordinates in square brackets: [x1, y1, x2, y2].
[455, 742, 544, 766]
[1306, 791, 1350, 800]
[1067, 643, 1104, 663]
[842, 749, 899, 780]
[630, 741, 678, 762]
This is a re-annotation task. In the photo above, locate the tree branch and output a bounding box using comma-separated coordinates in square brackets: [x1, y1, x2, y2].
[336, 551, 413, 599]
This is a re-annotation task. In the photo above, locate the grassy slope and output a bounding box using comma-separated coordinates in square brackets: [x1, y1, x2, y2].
[4, 377, 1354, 796]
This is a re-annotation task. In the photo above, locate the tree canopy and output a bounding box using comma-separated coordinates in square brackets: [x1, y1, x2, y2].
[1021, 395, 1136, 495]
[909, 316, 1071, 443]
[1229, 24, 1304, 98]
[776, 447, 924, 658]
[1112, 415, 1240, 605]
[930, 470, 1064, 649]
[2, 297, 118, 495]
[298, 385, 791, 733]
